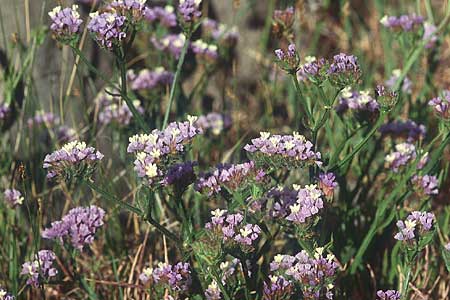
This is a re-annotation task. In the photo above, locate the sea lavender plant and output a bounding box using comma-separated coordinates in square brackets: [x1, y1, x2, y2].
[3, 189, 24, 207]
[376, 290, 401, 300]
[42, 205, 105, 250]
[394, 211, 435, 242]
[428, 90, 450, 119]
[385, 69, 412, 94]
[127, 67, 174, 90]
[318, 172, 338, 198]
[178, 0, 202, 24]
[274, 44, 300, 73]
[0, 288, 14, 300]
[384, 142, 416, 172]
[336, 87, 380, 120]
[145, 5, 177, 27]
[263, 275, 293, 300]
[191, 39, 219, 62]
[204, 280, 222, 300]
[411, 174, 439, 196]
[380, 14, 424, 31]
[379, 119, 426, 142]
[110, 0, 149, 22]
[96, 90, 144, 126]
[195, 112, 232, 136]
[285, 184, 324, 225]
[0, 103, 10, 121]
[20, 250, 58, 287]
[43, 141, 104, 180]
[87, 12, 127, 49]
[327, 53, 361, 86]
[151, 33, 187, 58]
[423, 22, 438, 48]
[202, 18, 239, 46]
[48, 5, 83, 42]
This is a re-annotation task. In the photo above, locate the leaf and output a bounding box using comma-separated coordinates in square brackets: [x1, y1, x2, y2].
[442, 247, 450, 273]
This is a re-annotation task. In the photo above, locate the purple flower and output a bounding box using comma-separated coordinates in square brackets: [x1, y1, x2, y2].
[411, 174, 439, 196]
[87, 12, 127, 49]
[385, 69, 412, 94]
[96, 90, 144, 126]
[319, 172, 338, 198]
[178, 0, 202, 23]
[202, 18, 239, 46]
[394, 211, 435, 241]
[42, 205, 105, 250]
[143, 262, 191, 293]
[286, 184, 324, 224]
[445, 242, 450, 251]
[273, 6, 295, 28]
[384, 142, 416, 172]
[195, 113, 232, 136]
[151, 33, 187, 59]
[27, 111, 60, 128]
[43, 141, 104, 180]
[195, 161, 265, 196]
[110, 0, 149, 22]
[0, 103, 10, 120]
[0, 287, 15, 300]
[274, 43, 300, 71]
[327, 53, 361, 86]
[20, 250, 58, 287]
[127, 67, 174, 90]
[376, 290, 401, 300]
[428, 90, 450, 119]
[3, 189, 24, 208]
[191, 40, 218, 61]
[244, 131, 322, 168]
[146, 5, 177, 27]
[48, 5, 83, 40]
[423, 22, 438, 49]
[161, 161, 197, 190]
[380, 14, 424, 31]
[263, 275, 292, 300]
[379, 119, 426, 142]
[205, 281, 222, 300]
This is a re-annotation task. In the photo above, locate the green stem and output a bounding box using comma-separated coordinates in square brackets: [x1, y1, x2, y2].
[400, 264, 412, 300]
[144, 214, 182, 247]
[162, 31, 192, 129]
[291, 74, 313, 126]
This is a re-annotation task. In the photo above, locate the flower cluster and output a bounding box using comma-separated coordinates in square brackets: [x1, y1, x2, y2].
[195, 112, 232, 136]
[286, 184, 324, 224]
[110, 0, 149, 22]
[191, 39, 218, 61]
[394, 211, 435, 242]
[375, 84, 398, 111]
[151, 33, 187, 58]
[43, 141, 104, 180]
[423, 22, 438, 49]
[204, 281, 221, 300]
[0, 103, 10, 121]
[20, 250, 58, 287]
[42, 205, 105, 250]
[273, 6, 295, 36]
[0, 287, 14, 300]
[385, 69, 412, 94]
[27, 111, 59, 127]
[202, 18, 239, 46]
[384, 142, 416, 172]
[263, 275, 293, 300]
[269, 248, 338, 299]
[298, 56, 327, 82]
[327, 53, 361, 86]
[195, 161, 265, 196]
[178, 0, 202, 23]
[376, 290, 401, 300]
[27, 111, 76, 143]
[380, 14, 424, 31]
[96, 90, 144, 126]
[146, 5, 177, 27]
[245, 132, 321, 168]
[275, 44, 300, 72]
[127, 121, 202, 185]
[380, 119, 426, 142]
[205, 210, 262, 252]
[336, 87, 379, 115]
[139, 262, 191, 294]
[3, 189, 24, 208]
[87, 12, 127, 49]
[161, 161, 197, 192]
[128, 67, 173, 90]
[48, 5, 83, 41]
[319, 172, 338, 198]
[428, 90, 450, 119]
[411, 174, 439, 196]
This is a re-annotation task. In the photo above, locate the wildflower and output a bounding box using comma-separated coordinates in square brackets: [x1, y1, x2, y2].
[384, 142, 416, 172]
[110, 0, 149, 22]
[263, 275, 293, 300]
[191, 39, 219, 61]
[150, 262, 192, 293]
[327, 53, 361, 86]
[42, 205, 105, 250]
[336, 88, 379, 120]
[380, 14, 424, 31]
[87, 12, 127, 49]
[286, 184, 324, 224]
[139, 267, 153, 284]
[274, 43, 300, 73]
[428, 90, 450, 119]
[385, 69, 412, 94]
[411, 174, 439, 196]
[244, 131, 322, 169]
[27, 111, 60, 128]
[195, 161, 265, 196]
[445, 242, 450, 251]
[20, 250, 58, 287]
[127, 67, 173, 90]
[0, 103, 10, 121]
[96, 90, 144, 126]
[3, 189, 24, 207]
[394, 211, 435, 241]
[146, 5, 177, 27]
[195, 113, 232, 136]
[375, 84, 398, 111]
[161, 161, 197, 192]
[43, 141, 104, 180]
[298, 56, 327, 83]
[273, 6, 295, 36]
[376, 290, 401, 300]
[379, 119, 426, 142]
[202, 18, 239, 46]
[178, 0, 202, 23]
[0, 287, 15, 300]
[151, 33, 187, 58]
[319, 172, 338, 198]
[205, 280, 222, 300]
[423, 22, 438, 49]
[48, 5, 83, 41]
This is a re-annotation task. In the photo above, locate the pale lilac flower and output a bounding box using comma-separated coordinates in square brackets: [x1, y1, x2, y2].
[42, 205, 105, 250]
[27, 111, 60, 128]
[151, 33, 187, 58]
[297, 56, 326, 82]
[3, 189, 24, 207]
[274, 44, 300, 71]
[139, 267, 153, 284]
[96, 90, 144, 126]
[263, 275, 292, 300]
[191, 39, 218, 61]
[385, 69, 412, 94]
[394, 211, 435, 241]
[0, 103, 10, 120]
[43, 141, 104, 179]
[205, 281, 222, 300]
[20, 250, 58, 287]
[376, 290, 401, 300]
[327, 53, 361, 86]
[202, 18, 239, 45]
[336, 87, 379, 120]
[48, 5, 83, 39]
[150, 262, 191, 292]
[384, 143, 416, 172]
[411, 174, 439, 196]
[445, 242, 450, 251]
[0, 287, 15, 300]
[87, 12, 127, 49]
[286, 184, 324, 224]
[127, 67, 173, 90]
[428, 90, 450, 119]
[178, 0, 202, 23]
[146, 5, 177, 27]
[273, 6, 295, 28]
[423, 22, 438, 48]
[110, 0, 150, 22]
[379, 119, 426, 142]
[319, 172, 338, 198]
[195, 113, 232, 136]
[161, 161, 197, 190]
[380, 14, 424, 31]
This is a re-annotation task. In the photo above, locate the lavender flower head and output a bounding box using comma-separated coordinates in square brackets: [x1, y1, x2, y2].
[205, 281, 222, 300]
[423, 22, 438, 49]
[42, 205, 105, 250]
[140, 262, 192, 293]
[96, 90, 144, 126]
[20, 250, 58, 287]
[385, 69, 412, 94]
[27, 111, 60, 128]
[195, 112, 232, 136]
[319, 172, 338, 198]
[394, 211, 435, 242]
[0, 103, 10, 121]
[273, 6, 295, 29]
[275, 43, 300, 72]
[202, 18, 239, 46]
[3, 189, 24, 208]
[145, 5, 177, 27]
[286, 184, 324, 224]
[48, 5, 83, 41]
[263, 275, 293, 300]
[178, 0, 202, 23]
[127, 67, 173, 90]
[376, 290, 401, 300]
[384, 142, 416, 172]
[297, 56, 327, 83]
[428, 90, 450, 119]
[336, 87, 380, 116]
[127, 119, 202, 185]
[380, 14, 424, 31]
[192, 39, 219, 61]
[161, 161, 197, 192]
[87, 12, 127, 49]
[0, 287, 15, 300]
[43, 141, 104, 180]
[379, 119, 426, 142]
[327, 53, 361, 86]
[411, 174, 439, 196]
[110, 0, 149, 22]
[151, 33, 187, 59]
